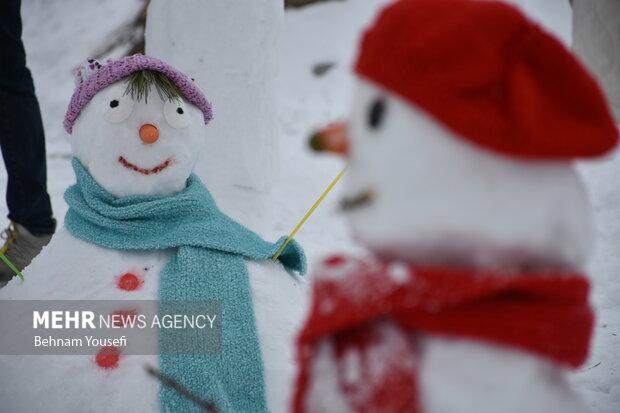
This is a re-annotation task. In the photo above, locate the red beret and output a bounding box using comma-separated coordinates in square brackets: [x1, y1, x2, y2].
[355, 0, 618, 159]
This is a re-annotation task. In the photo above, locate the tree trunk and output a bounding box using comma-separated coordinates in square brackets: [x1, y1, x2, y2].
[91, 0, 149, 59]
[145, 0, 283, 227]
[285, 0, 342, 8]
[572, 0, 620, 120]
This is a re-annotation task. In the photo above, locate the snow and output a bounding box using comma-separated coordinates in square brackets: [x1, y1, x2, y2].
[306, 341, 352, 413]
[342, 349, 362, 384]
[0, 0, 617, 412]
[503, 0, 572, 44]
[388, 262, 410, 284]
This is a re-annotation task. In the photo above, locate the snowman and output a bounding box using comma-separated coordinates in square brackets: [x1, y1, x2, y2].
[0, 55, 306, 413]
[294, 1, 618, 412]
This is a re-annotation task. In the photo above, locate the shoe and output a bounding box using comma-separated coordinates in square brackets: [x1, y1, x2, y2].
[0, 222, 53, 287]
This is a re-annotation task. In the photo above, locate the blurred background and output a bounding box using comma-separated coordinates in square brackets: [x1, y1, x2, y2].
[4, 1, 619, 411]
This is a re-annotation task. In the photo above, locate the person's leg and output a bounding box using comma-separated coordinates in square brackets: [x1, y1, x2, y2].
[0, 0, 55, 285]
[0, 0, 55, 236]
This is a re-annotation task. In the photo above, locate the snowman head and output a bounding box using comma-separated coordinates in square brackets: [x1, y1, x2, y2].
[312, 0, 618, 270]
[65, 55, 213, 197]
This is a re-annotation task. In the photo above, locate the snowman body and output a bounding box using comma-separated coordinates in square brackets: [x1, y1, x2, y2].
[419, 336, 587, 413]
[347, 81, 590, 413]
[0, 56, 306, 413]
[0, 226, 305, 413]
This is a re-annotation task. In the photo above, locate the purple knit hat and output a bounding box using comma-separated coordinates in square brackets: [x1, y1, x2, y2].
[64, 54, 213, 134]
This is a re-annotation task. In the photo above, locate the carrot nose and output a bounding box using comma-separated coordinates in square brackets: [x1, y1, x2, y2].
[139, 124, 159, 144]
[309, 121, 349, 156]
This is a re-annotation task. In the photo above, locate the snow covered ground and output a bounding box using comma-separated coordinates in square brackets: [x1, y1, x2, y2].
[0, 0, 617, 411]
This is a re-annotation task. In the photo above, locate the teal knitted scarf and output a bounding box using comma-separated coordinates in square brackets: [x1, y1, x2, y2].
[64, 159, 306, 412]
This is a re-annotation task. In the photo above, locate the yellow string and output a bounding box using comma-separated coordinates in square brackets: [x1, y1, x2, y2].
[0, 226, 24, 281]
[272, 166, 347, 261]
[0, 252, 24, 281]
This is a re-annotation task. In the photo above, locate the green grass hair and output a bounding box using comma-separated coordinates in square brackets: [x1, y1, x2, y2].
[124, 70, 182, 103]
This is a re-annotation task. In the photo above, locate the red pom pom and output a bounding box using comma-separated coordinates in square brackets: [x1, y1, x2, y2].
[116, 272, 143, 291]
[95, 346, 121, 369]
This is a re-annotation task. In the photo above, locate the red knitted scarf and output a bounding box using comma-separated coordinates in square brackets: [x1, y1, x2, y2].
[293, 255, 593, 413]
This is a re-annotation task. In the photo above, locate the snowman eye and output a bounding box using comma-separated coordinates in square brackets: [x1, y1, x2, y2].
[164, 100, 189, 129]
[103, 95, 134, 123]
[368, 98, 386, 130]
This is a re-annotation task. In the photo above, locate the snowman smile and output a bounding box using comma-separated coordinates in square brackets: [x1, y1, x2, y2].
[118, 156, 173, 175]
[341, 189, 376, 211]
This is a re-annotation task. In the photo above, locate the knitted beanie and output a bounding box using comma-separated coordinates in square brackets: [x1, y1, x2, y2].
[64, 54, 213, 134]
[355, 0, 618, 159]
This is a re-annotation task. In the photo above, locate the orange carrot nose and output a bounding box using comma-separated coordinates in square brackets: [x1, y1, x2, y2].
[139, 124, 159, 144]
[309, 121, 349, 156]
